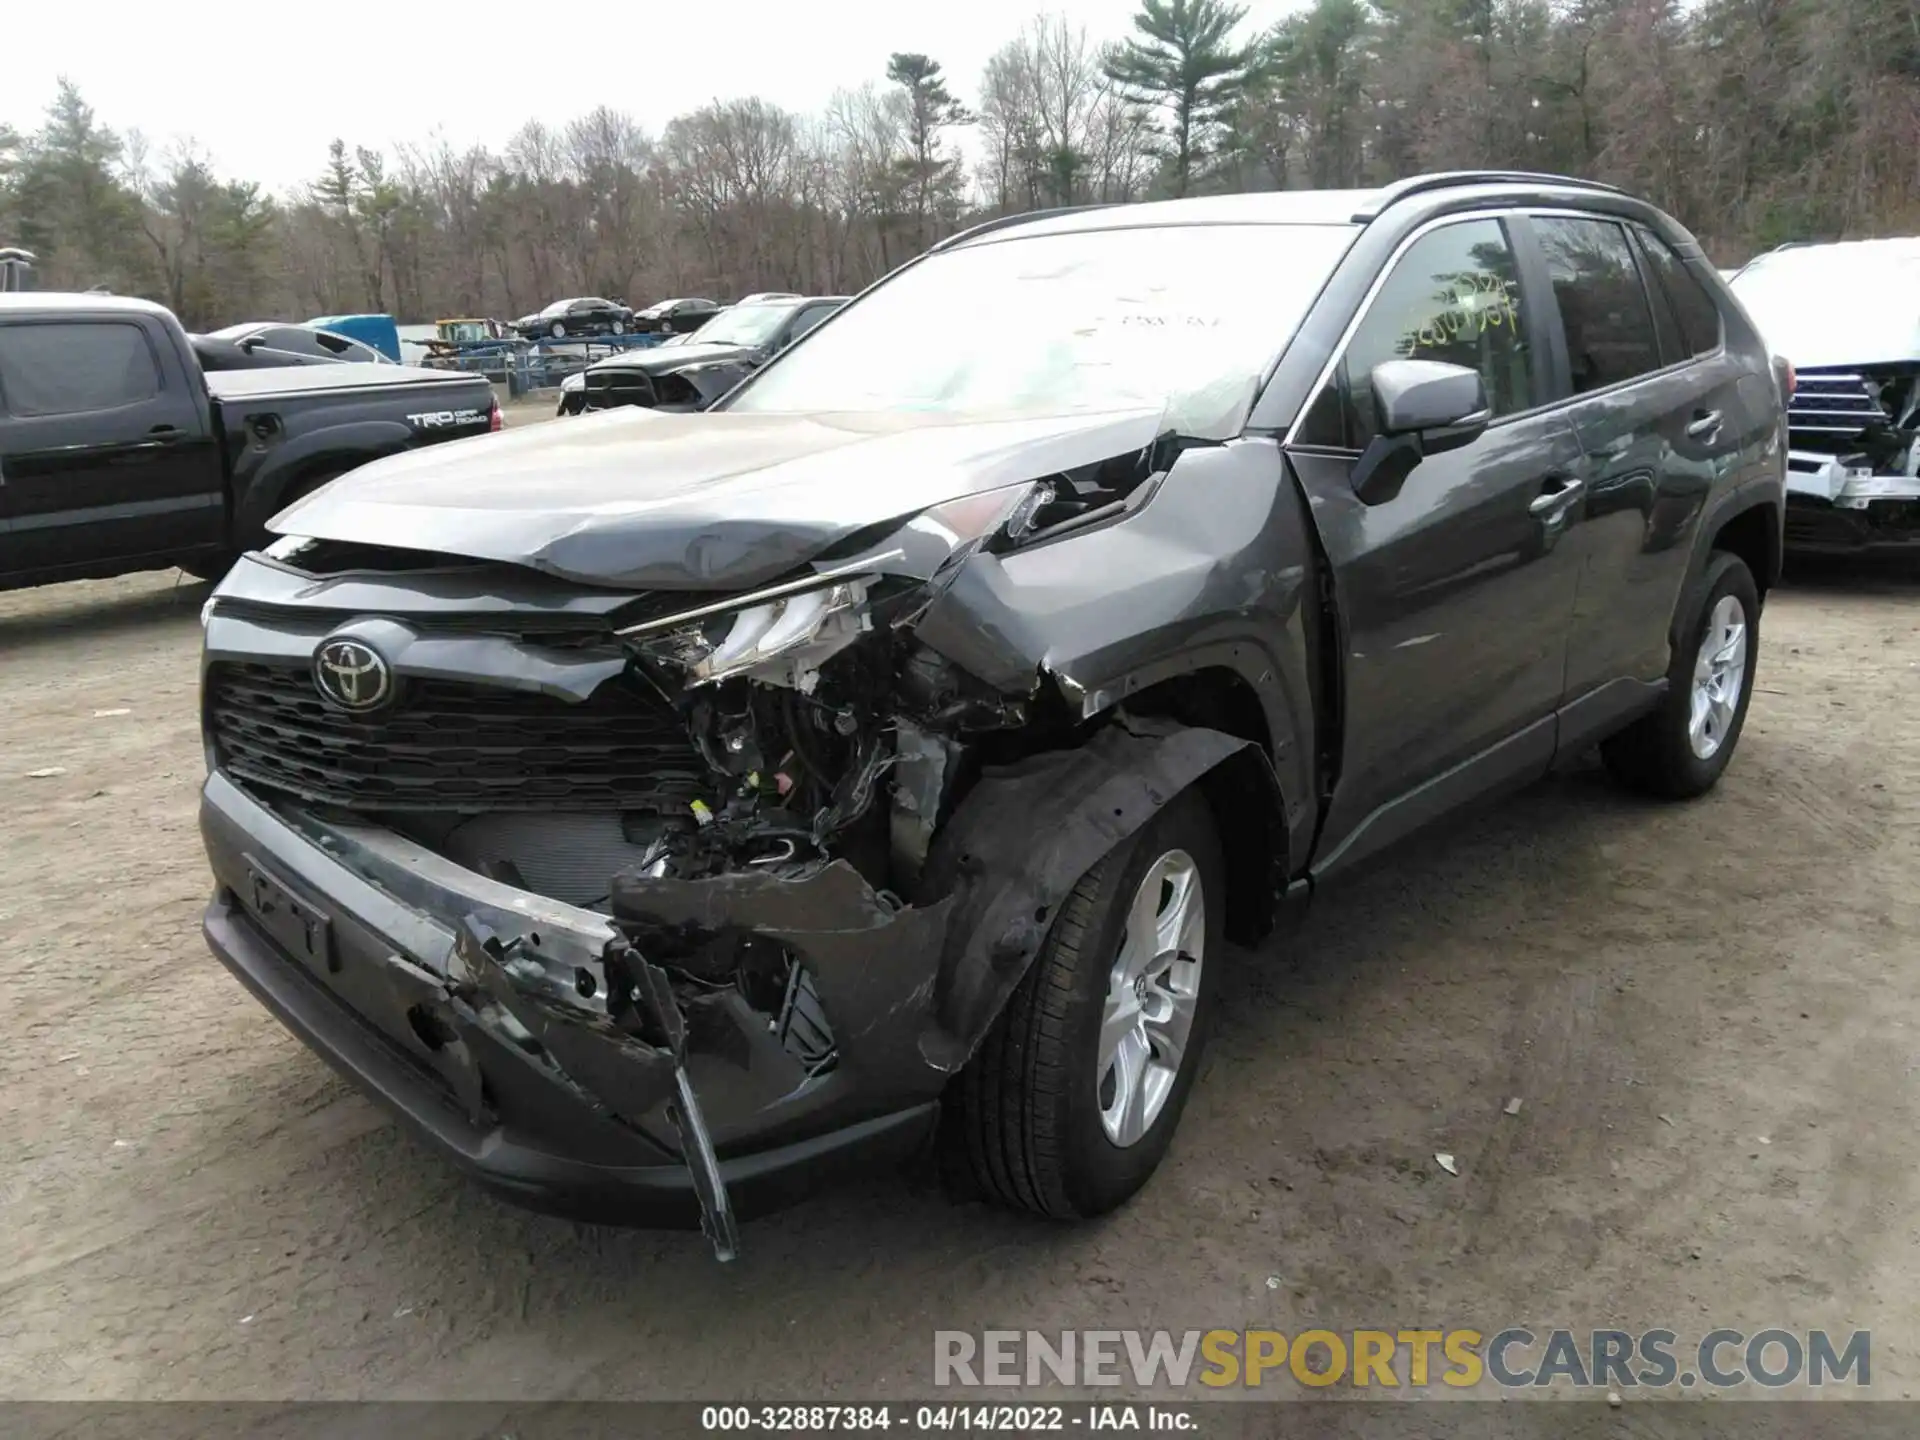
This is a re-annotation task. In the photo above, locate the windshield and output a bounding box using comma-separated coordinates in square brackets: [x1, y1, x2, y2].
[1731, 244, 1920, 367]
[727, 222, 1357, 435]
[539, 300, 575, 316]
[686, 303, 793, 348]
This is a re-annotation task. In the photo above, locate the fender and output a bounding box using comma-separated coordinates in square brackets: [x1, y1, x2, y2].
[1676, 475, 1783, 627]
[915, 718, 1276, 1070]
[230, 418, 415, 540]
[608, 720, 1273, 1101]
[909, 437, 1322, 876]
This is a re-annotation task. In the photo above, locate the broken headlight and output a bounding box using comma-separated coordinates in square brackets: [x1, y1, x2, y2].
[621, 479, 1052, 690]
[636, 579, 873, 691]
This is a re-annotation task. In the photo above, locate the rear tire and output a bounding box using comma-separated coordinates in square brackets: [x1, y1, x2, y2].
[1602, 550, 1760, 798]
[946, 786, 1223, 1219]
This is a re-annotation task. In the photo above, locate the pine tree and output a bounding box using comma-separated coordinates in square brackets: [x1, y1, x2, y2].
[1104, 0, 1252, 196]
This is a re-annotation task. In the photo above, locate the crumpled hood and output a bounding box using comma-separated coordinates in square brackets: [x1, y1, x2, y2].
[273, 405, 1167, 590]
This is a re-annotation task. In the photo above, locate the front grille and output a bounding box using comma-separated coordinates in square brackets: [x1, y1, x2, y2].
[1789, 371, 1890, 454]
[584, 369, 656, 410]
[207, 661, 709, 814]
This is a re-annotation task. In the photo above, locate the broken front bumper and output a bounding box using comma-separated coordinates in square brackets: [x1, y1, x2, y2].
[198, 721, 1260, 1255]
[199, 770, 938, 1246]
[1785, 451, 1920, 553]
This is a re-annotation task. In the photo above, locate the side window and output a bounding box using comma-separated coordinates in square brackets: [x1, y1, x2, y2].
[787, 305, 834, 344]
[1533, 216, 1662, 393]
[1635, 227, 1723, 358]
[0, 322, 161, 418]
[1298, 218, 1532, 449]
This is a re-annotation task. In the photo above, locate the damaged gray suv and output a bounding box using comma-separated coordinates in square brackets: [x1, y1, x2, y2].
[198, 172, 1786, 1259]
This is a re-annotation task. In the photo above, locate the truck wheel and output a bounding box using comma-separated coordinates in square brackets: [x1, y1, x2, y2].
[1602, 550, 1760, 799]
[549, 321, 567, 339]
[947, 787, 1222, 1219]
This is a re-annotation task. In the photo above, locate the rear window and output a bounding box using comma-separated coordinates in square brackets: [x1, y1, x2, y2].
[0, 321, 161, 417]
[1637, 229, 1723, 358]
[1533, 216, 1663, 393]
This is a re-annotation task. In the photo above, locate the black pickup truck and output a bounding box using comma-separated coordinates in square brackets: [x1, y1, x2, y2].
[196, 172, 1785, 1260]
[0, 294, 498, 590]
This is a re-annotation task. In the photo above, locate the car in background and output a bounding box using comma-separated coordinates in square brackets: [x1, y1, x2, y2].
[308, 313, 403, 362]
[556, 294, 847, 415]
[193, 322, 391, 371]
[511, 297, 635, 340]
[1728, 238, 1920, 555]
[633, 297, 722, 336]
[1, 292, 497, 590]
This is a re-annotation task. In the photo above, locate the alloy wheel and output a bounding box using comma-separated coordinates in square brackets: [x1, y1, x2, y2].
[1688, 593, 1748, 759]
[1097, 849, 1205, 1148]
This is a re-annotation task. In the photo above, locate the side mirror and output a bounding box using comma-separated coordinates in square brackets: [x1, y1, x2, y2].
[1350, 359, 1492, 506]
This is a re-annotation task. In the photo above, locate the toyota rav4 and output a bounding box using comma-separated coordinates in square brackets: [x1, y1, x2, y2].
[196, 172, 1787, 1259]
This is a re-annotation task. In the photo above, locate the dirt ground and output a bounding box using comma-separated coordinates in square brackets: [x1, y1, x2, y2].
[1, 550, 1917, 1402]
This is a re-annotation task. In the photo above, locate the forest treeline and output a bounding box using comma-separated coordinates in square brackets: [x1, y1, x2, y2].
[3, 0, 1915, 330]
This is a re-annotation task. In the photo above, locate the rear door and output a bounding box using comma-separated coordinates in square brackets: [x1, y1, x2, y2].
[1522, 213, 1747, 724]
[1286, 213, 1589, 877]
[0, 316, 223, 577]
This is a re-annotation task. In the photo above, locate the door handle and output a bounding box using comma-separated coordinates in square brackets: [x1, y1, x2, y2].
[148, 424, 183, 442]
[1530, 474, 1586, 517]
[1686, 410, 1723, 441]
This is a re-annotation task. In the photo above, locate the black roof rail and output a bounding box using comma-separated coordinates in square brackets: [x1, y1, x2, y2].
[933, 203, 1118, 252]
[1351, 170, 1629, 223]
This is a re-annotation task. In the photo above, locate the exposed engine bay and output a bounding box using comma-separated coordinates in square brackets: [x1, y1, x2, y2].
[264, 438, 1175, 909]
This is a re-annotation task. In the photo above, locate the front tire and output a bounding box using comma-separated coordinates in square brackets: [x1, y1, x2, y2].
[947, 787, 1223, 1219]
[1602, 550, 1760, 798]
[549, 321, 567, 339]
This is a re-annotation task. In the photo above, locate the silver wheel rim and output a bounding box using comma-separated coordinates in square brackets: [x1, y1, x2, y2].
[1097, 849, 1205, 1149]
[1689, 593, 1748, 760]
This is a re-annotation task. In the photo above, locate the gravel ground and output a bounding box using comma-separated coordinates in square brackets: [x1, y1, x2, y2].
[0, 556, 1916, 1401]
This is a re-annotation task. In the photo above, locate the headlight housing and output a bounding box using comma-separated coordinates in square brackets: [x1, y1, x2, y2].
[620, 478, 1052, 691]
[637, 579, 871, 692]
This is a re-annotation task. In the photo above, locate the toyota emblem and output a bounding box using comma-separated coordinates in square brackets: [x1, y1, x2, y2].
[313, 638, 394, 712]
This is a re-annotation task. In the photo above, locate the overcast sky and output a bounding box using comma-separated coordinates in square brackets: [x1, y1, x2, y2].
[4, 0, 1300, 195]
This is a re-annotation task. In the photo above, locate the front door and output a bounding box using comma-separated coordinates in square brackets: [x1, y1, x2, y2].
[0, 317, 222, 578]
[1286, 214, 1588, 878]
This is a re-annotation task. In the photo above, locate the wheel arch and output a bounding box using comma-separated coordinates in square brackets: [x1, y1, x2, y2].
[1708, 493, 1782, 601]
[918, 719, 1284, 1072]
[1120, 668, 1290, 946]
[236, 422, 413, 543]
